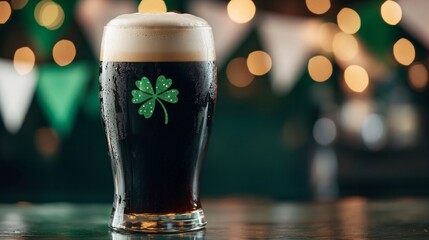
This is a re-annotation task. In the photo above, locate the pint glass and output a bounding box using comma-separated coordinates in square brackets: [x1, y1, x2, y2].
[99, 13, 216, 233]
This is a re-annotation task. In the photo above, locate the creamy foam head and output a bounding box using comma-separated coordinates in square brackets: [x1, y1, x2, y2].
[100, 13, 215, 62]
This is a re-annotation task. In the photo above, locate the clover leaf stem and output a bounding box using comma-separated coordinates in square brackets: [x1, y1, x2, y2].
[157, 99, 169, 124]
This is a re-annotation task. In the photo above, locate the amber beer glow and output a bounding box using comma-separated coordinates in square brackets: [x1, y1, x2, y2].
[99, 13, 216, 233]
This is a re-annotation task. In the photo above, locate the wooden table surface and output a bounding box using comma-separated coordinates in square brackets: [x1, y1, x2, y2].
[1, 198, 429, 239]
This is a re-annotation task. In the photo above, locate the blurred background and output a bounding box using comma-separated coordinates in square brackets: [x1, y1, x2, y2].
[1, 0, 429, 203]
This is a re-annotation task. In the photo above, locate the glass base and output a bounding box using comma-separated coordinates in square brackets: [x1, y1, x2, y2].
[109, 209, 207, 233]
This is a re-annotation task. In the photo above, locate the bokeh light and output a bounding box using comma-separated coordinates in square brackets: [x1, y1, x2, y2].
[11, 0, 29, 10]
[0, 1, 12, 24]
[138, 0, 167, 13]
[361, 114, 385, 150]
[388, 104, 419, 148]
[313, 118, 337, 146]
[247, 51, 272, 76]
[34, 0, 65, 30]
[317, 22, 339, 52]
[340, 99, 373, 135]
[306, 0, 331, 15]
[40, 2, 60, 27]
[35, 127, 59, 157]
[227, 57, 255, 88]
[408, 63, 428, 91]
[227, 0, 256, 24]
[381, 0, 402, 26]
[308, 55, 333, 82]
[53, 40, 76, 67]
[13, 47, 36, 75]
[344, 65, 369, 93]
[337, 8, 361, 34]
[393, 38, 415, 66]
[332, 32, 359, 61]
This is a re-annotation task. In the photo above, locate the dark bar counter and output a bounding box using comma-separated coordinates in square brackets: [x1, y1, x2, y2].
[1, 198, 429, 239]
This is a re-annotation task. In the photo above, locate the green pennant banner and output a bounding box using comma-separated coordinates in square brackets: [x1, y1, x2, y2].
[37, 62, 90, 137]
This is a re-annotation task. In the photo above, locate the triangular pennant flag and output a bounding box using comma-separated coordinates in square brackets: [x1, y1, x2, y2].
[75, 0, 137, 58]
[37, 62, 91, 137]
[398, 0, 429, 49]
[189, 0, 253, 66]
[0, 59, 38, 134]
[258, 13, 320, 95]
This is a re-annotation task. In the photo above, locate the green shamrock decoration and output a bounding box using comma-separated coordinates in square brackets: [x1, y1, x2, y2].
[131, 75, 179, 124]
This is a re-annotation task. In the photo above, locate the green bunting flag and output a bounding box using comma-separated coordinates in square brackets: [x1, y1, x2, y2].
[37, 62, 90, 137]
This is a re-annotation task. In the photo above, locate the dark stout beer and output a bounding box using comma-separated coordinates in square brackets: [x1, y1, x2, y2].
[99, 13, 216, 232]
[99, 61, 216, 213]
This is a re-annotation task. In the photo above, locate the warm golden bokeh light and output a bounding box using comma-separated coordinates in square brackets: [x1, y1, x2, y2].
[43, 2, 64, 30]
[344, 65, 369, 93]
[0, 1, 12, 24]
[306, 0, 331, 15]
[11, 0, 29, 10]
[381, 0, 402, 25]
[308, 55, 333, 82]
[340, 99, 373, 134]
[317, 22, 339, 52]
[138, 0, 167, 13]
[247, 51, 272, 76]
[408, 63, 428, 91]
[14, 47, 36, 75]
[227, 0, 256, 24]
[332, 32, 359, 61]
[40, 2, 59, 26]
[41, 2, 59, 26]
[393, 38, 415, 66]
[34, 1, 43, 23]
[337, 8, 361, 34]
[227, 57, 255, 87]
[53, 40, 76, 67]
[35, 127, 60, 157]
[35, 0, 64, 30]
